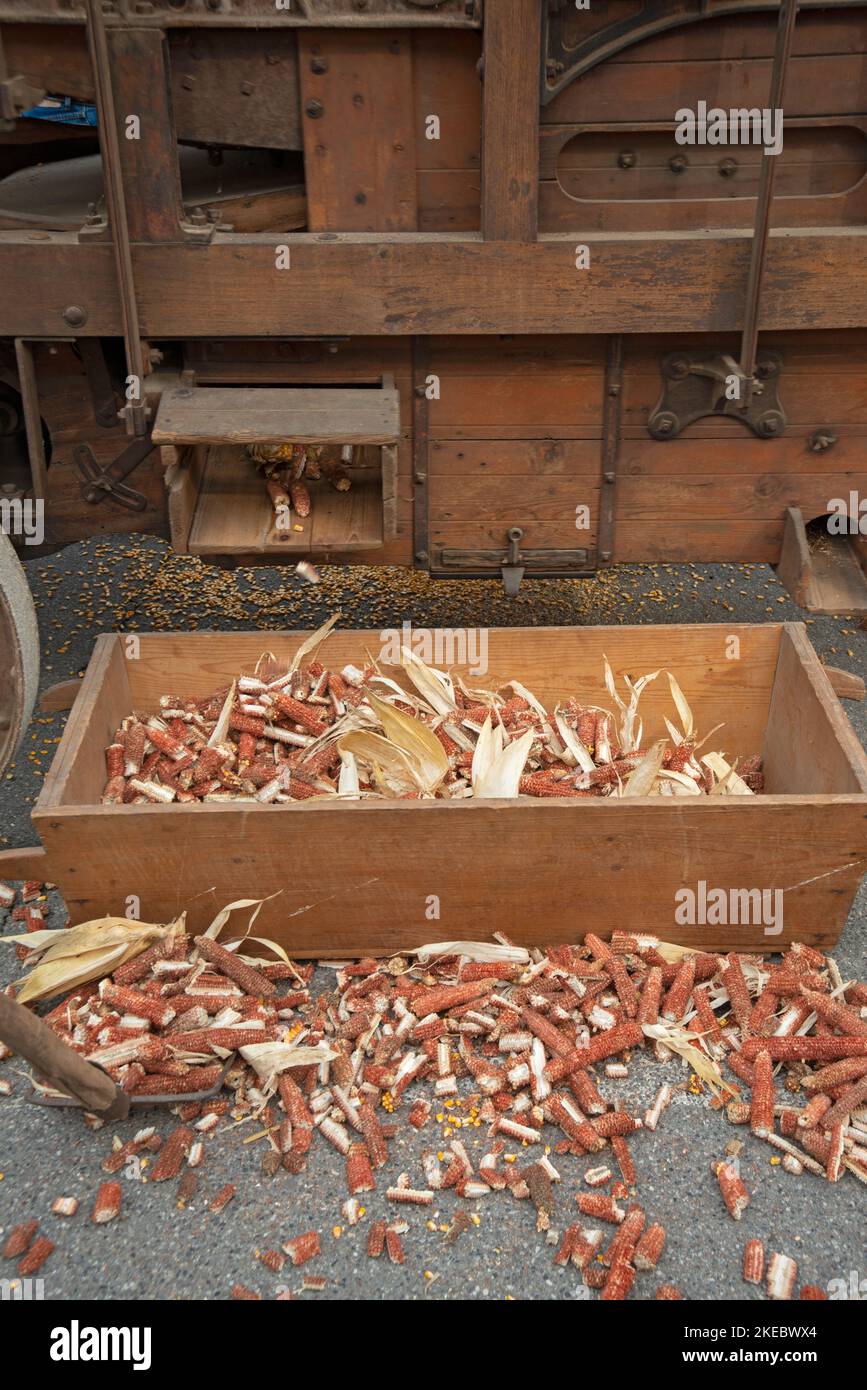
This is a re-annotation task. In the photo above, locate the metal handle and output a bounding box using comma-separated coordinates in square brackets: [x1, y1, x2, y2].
[0, 991, 129, 1119]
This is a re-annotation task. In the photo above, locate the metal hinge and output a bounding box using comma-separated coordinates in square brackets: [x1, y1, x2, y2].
[647, 351, 785, 440]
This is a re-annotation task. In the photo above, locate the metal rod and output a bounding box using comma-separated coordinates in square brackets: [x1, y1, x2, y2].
[739, 0, 799, 394]
[83, 0, 147, 436]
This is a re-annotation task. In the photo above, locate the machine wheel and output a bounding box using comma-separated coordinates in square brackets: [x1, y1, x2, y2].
[0, 528, 39, 778]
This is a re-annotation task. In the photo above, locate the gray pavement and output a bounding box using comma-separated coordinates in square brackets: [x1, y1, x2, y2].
[0, 536, 864, 1301]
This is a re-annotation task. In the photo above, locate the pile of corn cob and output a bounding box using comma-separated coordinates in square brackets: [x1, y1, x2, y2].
[101, 625, 763, 805]
[3, 895, 865, 1300]
[248, 442, 354, 527]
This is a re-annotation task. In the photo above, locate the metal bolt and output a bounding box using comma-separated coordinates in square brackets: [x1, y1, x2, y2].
[757, 412, 784, 437]
[809, 430, 837, 453]
[618, 151, 636, 169]
[413, 385, 427, 398]
[181, 75, 195, 91]
[719, 158, 738, 178]
[600, 550, 612, 562]
[652, 413, 676, 436]
[305, 99, 324, 120]
[85, 203, 102, 226]
[669, 154, 688, 174]
[310, 56, 328, 74]
[414, 471, 426, 484]
[353, 0, 369, 9]
[188, 206, 208, 226]
[415, 550, 428, 564]
[604, 471, 615, 484]
[62, 305, 87, 328]
[240, 81, 253, 96]
[266, 52, 281, 66]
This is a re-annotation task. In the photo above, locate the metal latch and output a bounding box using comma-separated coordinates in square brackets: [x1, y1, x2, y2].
[501, 527, 525, 597]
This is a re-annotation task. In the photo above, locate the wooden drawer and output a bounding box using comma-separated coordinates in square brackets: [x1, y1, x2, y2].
[7, 622, 867, 957]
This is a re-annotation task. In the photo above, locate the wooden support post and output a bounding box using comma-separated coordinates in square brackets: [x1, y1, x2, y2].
[13, 339, 48, 500]
[106, 28, 186, 243]
[481, 0, 541, 241]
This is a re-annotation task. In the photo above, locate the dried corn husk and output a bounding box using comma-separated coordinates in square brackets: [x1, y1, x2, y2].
[703, 751, 753, 796]
[6, 917, 175, 1003]
[337, 729, 426, 796]
[290, 612, 341, 674]
[473, 728, 535, 799]
[398, 646, 456, 716]
[620, 739, 667, 798]
[366, 693, 448, 795]
[642, 1022, 738, 1097]
[240, 1041, 337, 1081]
[411, 941, 529, 965]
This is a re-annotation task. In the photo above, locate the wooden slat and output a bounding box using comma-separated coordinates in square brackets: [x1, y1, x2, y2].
[298, 31, 417, 232]
[152, 386, 400, 446]
[35, 635, 131, 810]
[6, 232, 867, 336]
[621, 435, 867, 477]
[613, 519, 784, 563]
[430, 475, 597, 522]
[617, 474, 867, 523]
[764, 624, 867, 794]
[429, 439, 600, 476]
[481, 0, 540, 241]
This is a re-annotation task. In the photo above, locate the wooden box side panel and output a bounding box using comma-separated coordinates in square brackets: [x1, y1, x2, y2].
[764, 623, 867, 795]
[34, 797, 867, 955]
[114, 623, 782, 760]
[35, 636, 132, 810]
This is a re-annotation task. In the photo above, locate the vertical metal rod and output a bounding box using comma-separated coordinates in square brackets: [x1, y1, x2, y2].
[83, 0, 146, 436]
[739, 0, 799, 393]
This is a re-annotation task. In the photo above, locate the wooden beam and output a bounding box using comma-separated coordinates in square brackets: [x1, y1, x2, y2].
[107, 27, 185, 243]
[3, 230, 867, 336]
[482, 0, 540, 241]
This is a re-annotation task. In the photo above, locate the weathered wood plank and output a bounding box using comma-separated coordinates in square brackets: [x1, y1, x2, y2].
[4, 231, 867, 336]
[481, 0, 540, 241]
[298, 31, 417, 232]
[152, 386, 401, 446]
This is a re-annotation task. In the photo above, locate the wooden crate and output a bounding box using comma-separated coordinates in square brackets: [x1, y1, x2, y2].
[6, 623, 867, 956]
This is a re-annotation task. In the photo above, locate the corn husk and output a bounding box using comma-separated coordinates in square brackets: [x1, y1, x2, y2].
[702, 751, 753, 796]
[554, 709, 596, 774]
[667, 671, 694, 742]
[603, 657, 661, 755]
[474, 727, 535, 799]
[239, 1041, 337, 1080]
[6, 917, 174, 1003]
[338, 728, 425, 795]
[207, 680, 236, 749]
[289, 612, 341, 674]
[366, 693, 448, 795]
[338, 750, 360, 798]
[398, 646, 456, 716]
[411, 941, 529, 965]
[204, 894, 280, 941]
[642, 1022, 738, 1097]
[620, 738, 667, 797]
[470, 714, 502, 788]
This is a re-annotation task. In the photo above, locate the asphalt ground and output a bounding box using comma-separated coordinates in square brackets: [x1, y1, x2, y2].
[0, 536, 865, 1302]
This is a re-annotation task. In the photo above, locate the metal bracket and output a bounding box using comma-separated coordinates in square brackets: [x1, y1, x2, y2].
[75, 435, 154, 510]
[647, 351, 785, 440]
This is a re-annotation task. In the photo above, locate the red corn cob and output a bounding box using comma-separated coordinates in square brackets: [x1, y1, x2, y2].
[714, 1159, 750, 1219]
[346, 1143, 375, 1195]
[92, 1181, 122, 1224]
[741, 1036, 867, 1061]
[634, 1223, 665, 1272]
[637, 967, 663, 1026]
[2, 1219, 37, 1258]
[282, 1231, 320, 1267]
[209, 1184, 236, 1214]
[721, 954, 753, 1035]
[18, 1235, 54, 1277]
[367, 1218, 387, 1258]
[750, 1049, 774, 1137]
[149, 1126, 194, 1182]
[662, 957, 695, 1022]
[576, 1192, 625, 1223]
[385, 1226, 405, 1265]
[800, 987, 867, 1038]
[656, 1284, 682, 1300]
[743, 1238, 765, 1285]
[802, 1056, 867, 1091]
[193, 935, 276, 996]
[611, 1135, 636, 1185]
[101, 982, 175, 1028]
